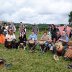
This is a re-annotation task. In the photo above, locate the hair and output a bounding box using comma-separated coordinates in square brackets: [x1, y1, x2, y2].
[20, 22, 22, 23]
[44, 31, 47, 34]
[0, 26, 3, 34]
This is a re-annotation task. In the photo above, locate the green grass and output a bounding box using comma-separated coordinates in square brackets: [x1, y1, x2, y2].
[0, 31, 72, 72]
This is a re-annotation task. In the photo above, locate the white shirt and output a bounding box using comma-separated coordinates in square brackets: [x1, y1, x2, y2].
[5, 34, 16, 41]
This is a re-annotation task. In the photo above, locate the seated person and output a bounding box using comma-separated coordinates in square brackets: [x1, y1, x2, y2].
[5, 29, 18, 49]
[18, 31, 27, 50]
[69, 28, 72, 39]
[58, 31, 69, 50]
[0, 27, 5, 44]
[39, 31, 52, 53]
[53, 31, 69, 60]
[56, 31, 61, 41]
[28, 31, 37, 52]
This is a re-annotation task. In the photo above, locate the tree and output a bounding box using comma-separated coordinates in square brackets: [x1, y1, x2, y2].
[69, 11, 72, 25]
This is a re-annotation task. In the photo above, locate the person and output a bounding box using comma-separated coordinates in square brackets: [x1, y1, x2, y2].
[69, 28, 72, 39]
[2, 23, 8, 36]
[19, 22, 26, 36]
[8, 22, 16, 33]
[5, 29, 18, 49]
[56, 30, 61, 41]
[28, 31, 37, 52]
[39, 31, 52, 53]
[18, 31, 27, 50]
[63, 25, 68, 36]
[53, 31, 69, 60]
[0, 26, 5, 44]
[51, 24, 58, 43]
[32, 24, 39, 35]
[58, 31, 69, 49]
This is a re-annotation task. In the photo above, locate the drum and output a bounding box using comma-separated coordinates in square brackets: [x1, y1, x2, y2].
[38, 40, 45, 45]
[64, 48, 72, 59]
[0, 59, 6, 68]
[68, 41, 72, 46]
[20, 43, 24, 45]
[53, 55, 59, 61]
[8, 41, 12, 46]
[19, 43, 24, 49]
[29, 40, 35, 44]
[55, 42, 63, 52]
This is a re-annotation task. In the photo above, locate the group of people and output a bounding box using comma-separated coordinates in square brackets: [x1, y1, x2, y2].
[0, 23, 72, 61]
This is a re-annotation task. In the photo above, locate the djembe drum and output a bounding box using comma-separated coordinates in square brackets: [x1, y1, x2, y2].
[55, 42, 64, 52]
[19, 43, 24, 49]
[38, 40, 45, 45]
[7, 41, 12, 48]
[29, 40, 35, 44]
[0, 59, 6, 68]
[64, 48, 72, 59]
[65, 40, 72, 59]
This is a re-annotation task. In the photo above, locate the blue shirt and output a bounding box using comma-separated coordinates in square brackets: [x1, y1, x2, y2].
[65, 36, 69, 42]
[59, 35, 69, 42]
[28, 34, 37, 40]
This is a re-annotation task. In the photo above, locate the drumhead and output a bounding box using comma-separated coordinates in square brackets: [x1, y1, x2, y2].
[68, 41, 72, 46]
[55, 42, 63, 52]
[29, 40, 34, 44]
[38, 40, 45, 45]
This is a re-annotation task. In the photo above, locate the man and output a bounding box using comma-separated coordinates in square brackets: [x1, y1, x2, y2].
[53, 31, 69, 60]
[39, 31, 52, 53]
[28, 31, 37, 52]
[59, 31, 69, 49]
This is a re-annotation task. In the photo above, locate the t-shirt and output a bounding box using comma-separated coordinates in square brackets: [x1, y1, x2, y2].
[28, 34, 37, 41]
[5, 34, 16, 41]
[59, 35, 69, 43]
[41, 35, 50, 41]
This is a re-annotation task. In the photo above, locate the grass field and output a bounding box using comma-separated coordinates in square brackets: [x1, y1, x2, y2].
[0, 31, 72, 72]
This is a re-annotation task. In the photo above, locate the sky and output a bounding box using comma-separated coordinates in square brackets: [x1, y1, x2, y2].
[0, 0, 72, 24]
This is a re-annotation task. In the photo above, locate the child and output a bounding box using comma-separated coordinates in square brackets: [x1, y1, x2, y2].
[18, 31, 27, 50]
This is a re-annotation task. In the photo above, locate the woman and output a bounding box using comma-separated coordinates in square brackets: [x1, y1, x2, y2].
[18, 31, 27, 50]
[39, 31, 52, 53]
[19, 22, 26, 35]
[51, 24, 58, 43]
[5, 29, 18, 48]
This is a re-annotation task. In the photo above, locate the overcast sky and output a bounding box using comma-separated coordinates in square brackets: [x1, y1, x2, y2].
[0, 0, 72, 24]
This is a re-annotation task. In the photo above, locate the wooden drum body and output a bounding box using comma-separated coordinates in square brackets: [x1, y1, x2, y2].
[64, 48, 72, 59]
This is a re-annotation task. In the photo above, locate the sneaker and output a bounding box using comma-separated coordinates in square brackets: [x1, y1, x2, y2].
[50, 46, 53, 50]
[24, 47, 26, 50]
[53, 55, 59, 61]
